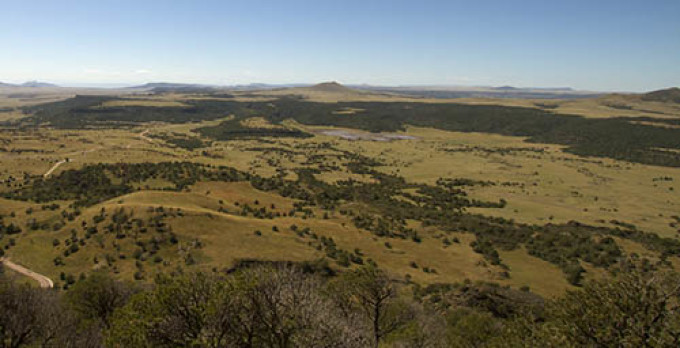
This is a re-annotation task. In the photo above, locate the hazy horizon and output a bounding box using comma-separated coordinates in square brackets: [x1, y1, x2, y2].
[2, 0, 679, 92]
[0, 80, 611, 92]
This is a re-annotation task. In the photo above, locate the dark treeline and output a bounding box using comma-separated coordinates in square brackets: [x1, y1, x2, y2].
[197, 118, 312, 140]
[20, 96, 680, 167]
[246, 99, 680, 167]
[1, 261, 679, 347]
[2, 162, 248, 207]
[22, 96, 248, 129]
[149, 133, 212, 150]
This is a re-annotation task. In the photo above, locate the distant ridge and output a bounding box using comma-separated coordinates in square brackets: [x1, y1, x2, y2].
[0, 80, 59, 87]
[355, 85, 598, 100]
[127, 82, 218, 94]
[493, 86, 519, 91]
[20, 80, 59, 87]
[641, 87, 680, 103]
[127, 82, 211, 89]
[308, 81, 354, 92]
[230, 83, 310, 91]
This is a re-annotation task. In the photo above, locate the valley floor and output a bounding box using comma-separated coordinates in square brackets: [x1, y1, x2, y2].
[1, 91, 679, 297]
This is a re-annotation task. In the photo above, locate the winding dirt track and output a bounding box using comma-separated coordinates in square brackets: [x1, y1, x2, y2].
[2, 128, 158, 288]
[1, 258, 54, 288]
[139, 129, 153, 143]
[1, 129, 160, 289]
[43, 159, 66, 177]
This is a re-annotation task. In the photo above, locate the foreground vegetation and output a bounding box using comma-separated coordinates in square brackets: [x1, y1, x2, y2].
[1, 260, 679, 347]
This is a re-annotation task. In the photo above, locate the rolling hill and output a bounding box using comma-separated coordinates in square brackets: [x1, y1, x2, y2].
[307, 81, 355, 92]
[642, 87, 680, 103]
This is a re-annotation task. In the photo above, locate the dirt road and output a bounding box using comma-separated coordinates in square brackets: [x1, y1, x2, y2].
[1, 258, 54, 288]
[43, 159, 66, 177]
[139, 129, 154, 143]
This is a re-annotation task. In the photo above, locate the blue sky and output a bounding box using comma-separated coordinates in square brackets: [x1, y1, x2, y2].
[1, 0, 678, 91]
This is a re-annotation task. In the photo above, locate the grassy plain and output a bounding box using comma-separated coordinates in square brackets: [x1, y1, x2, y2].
[1, 88, 679, 298]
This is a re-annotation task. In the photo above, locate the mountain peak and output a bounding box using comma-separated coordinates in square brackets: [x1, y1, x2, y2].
[309, 81, 352, 92]
[493, 85, 518, 91]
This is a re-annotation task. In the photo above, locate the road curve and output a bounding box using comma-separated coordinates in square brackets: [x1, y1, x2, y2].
[44, 159, 66, 178]
[1, 258, 54, 288]
[139, 129, 154, 143]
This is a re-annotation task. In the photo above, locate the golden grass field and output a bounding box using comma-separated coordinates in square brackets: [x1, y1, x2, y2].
[1, 87, 679, 297]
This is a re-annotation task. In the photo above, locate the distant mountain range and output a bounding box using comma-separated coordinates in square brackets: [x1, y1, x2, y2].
[0, 80, 59, 88]
[3, 79, 678, 102]
[126, 82, 222, 94]
[353, 85, 596, 100]
[230, 83, 310, 90]
[127, 82, 212, 89]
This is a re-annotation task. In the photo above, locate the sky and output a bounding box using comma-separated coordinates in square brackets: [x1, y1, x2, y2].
[1, 0, 678, 91]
